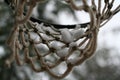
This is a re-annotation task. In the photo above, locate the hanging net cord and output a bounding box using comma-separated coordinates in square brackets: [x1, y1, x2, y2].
[5, 0, 120, 79]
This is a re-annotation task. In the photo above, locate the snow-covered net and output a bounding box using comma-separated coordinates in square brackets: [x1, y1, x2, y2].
[5, 0, 120, 79]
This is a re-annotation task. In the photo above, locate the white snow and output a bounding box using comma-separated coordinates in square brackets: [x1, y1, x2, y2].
[60, 29, 74, 43]
[49, 41, 64, 50]
[70, 29, 84, 40]
[56, 48, 69, 58]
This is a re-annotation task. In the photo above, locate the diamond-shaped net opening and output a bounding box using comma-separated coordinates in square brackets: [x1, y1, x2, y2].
[5, 0, 120, 79]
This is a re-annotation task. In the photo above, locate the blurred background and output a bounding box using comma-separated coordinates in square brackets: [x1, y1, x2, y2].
[0, 0, 120, 80]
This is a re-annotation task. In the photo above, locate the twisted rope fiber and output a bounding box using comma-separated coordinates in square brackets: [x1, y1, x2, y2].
[5, 0, 120, 79]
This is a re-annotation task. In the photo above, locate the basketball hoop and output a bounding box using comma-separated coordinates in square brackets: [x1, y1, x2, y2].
[5, 0, 120, 79]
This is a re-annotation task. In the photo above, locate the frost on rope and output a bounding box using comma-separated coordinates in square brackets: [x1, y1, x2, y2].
[6, 0, 120, 79]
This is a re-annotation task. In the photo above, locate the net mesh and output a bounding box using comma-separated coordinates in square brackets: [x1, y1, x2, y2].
[5, 0, 120, 79]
